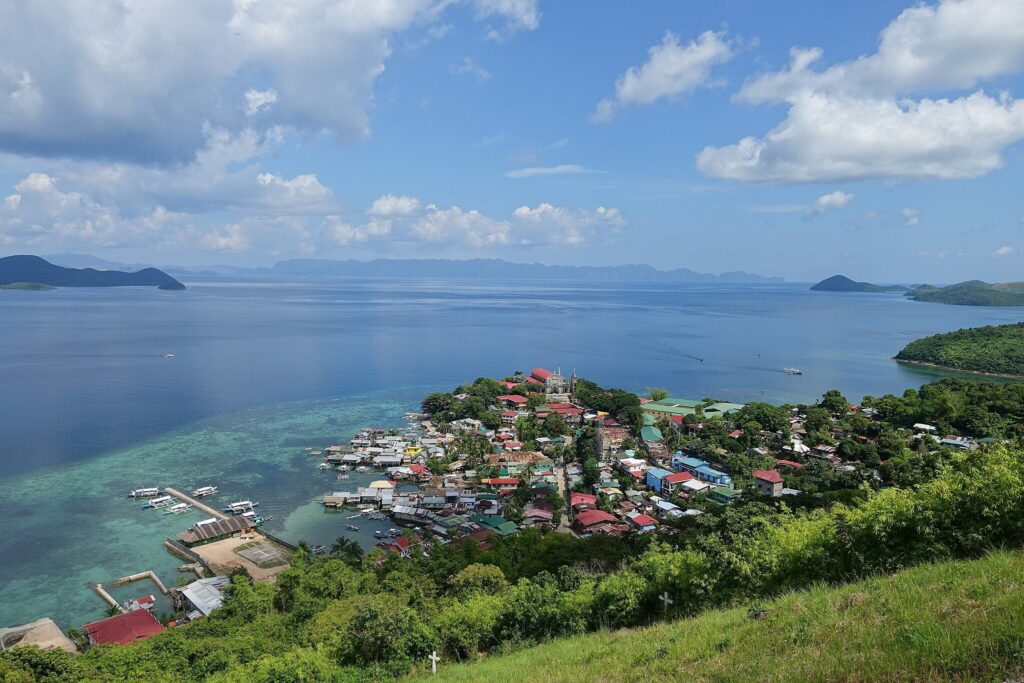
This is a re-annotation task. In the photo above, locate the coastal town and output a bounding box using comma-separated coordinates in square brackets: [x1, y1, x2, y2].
[0, 365, 997, 658]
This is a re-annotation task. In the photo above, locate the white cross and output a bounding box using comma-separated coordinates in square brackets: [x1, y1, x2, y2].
[660, 591, 673, 612]
[429, 650, 440, 675]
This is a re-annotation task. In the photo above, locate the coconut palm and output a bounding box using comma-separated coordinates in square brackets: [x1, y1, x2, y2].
[330, 536, 363, 565]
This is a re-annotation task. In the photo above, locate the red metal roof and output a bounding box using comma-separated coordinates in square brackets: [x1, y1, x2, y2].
[574, 510, 617, 527]
[570, 492, 597, 506]
[85, 609, 164, 645]
[483, 477, 521, 486]
[530, 367, 553, 380]
[753, 469, 784, 484]
[629, 514, 658, 527]
[774, 459, 804, 469]
[496, 394, 528, 404]
[663, 472, 694, 484]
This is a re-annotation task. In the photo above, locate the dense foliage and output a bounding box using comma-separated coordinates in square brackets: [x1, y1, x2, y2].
[896, 322, 1024, 376]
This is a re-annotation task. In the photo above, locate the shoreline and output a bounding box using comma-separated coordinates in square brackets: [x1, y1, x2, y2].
[893, 358, 1024, 381]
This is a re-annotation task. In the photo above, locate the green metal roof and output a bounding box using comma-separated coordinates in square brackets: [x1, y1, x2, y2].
[642, 413, 656, 426]
[642, 404, 695, 416]
[640, 426, 664, 443]
[705, 402, 746, 414]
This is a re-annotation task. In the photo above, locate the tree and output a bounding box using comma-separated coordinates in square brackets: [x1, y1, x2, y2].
[820, 389, 850, 416]
[330, 537, 363, 566]
[422, 392, 456, 416]
[449, 563, 509, 597]
[648, 387, 669, 402]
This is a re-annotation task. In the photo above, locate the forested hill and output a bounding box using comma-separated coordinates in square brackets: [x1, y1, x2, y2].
[896, 323, 1024, 377]
[907, 280, 1024, 306]
[0, 255, 185, 290]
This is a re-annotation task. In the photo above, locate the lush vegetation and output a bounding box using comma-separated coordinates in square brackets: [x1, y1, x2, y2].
[409, 549, 1024, 682]
[7, 378, 1024, 681]
[907, 280, 1024, 306]
[810, 274, 907, 293]
[0, 282, 55, 291]
[896, 322, 1024, 376]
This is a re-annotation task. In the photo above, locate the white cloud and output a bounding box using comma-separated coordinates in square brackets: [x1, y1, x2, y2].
[321, 215, 393, 247]
[902, 207, 920, 226]
[471, 0, 540, 39]
[592, 31, 733, 122]
[804, 190, 855, 218]
[512, 203, 625, 246]
[698, 91, 1024, 183]
[450, 57, 492, 82]
[368, 194, 421, 217]
[0, 1, 539, 164]
[701, 0, 1024, 184]
[244, 89, 278, 116]
[993, 245, 1018, 257]
[505, 164, 597, 178]
[201, 224, 248, 252]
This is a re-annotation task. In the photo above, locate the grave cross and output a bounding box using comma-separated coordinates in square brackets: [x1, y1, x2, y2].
[660, 591, 674, 613]
[429, 650, 440, 675]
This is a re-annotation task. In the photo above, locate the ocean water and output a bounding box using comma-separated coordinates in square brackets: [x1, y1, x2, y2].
[0, 278, 1020, 628]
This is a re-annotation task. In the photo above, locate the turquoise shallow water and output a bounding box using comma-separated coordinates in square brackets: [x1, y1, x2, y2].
[0, 387, 427, 629]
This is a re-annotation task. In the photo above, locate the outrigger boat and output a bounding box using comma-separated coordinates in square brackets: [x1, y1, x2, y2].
[224, 500, 259, 514]
[241, 510, 270, 526]
[142, 495, 176, 509]
[127, 487, 160, 499]
[190, 485, 218, 498]
[346, 524, 359, 531]
[784, 367, 803, 375]
[162, 502, 193, 515]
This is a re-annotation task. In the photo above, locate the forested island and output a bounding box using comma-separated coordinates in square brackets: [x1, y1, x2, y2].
[810, 274, 908, 292]
[896, 322, 1024, 377]
[4, 374, 1024, 681]
[0, 255, 185, 290]
[907, 280, 1024, 306]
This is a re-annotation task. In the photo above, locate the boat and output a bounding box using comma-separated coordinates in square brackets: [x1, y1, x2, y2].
[142, 495, 175, 509]
[347, 514, 362, 519]
[374, 530, 384, 537]
[163, 353, 175, 359]
[223, 500, 259, 514]
[784, 367, 803, 375]
[127, 487, 160, 499]
[195, 517, 219, 527]
[346, 524, 359, 531]
[309, 545, 326, 555]
[162, 502, 193, 515]
[336, 474, 350, 480]
[241, 510, 269, 526]
[189, 485, 218, 498]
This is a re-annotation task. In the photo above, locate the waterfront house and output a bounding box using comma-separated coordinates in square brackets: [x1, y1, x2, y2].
[84, 610, 164, 647]
[753, 469, 784, 497]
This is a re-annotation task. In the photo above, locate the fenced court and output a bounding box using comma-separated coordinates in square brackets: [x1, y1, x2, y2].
[235, 540, 289, 568]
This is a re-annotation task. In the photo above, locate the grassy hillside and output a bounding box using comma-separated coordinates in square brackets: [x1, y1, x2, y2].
[896, 322, 1024, 377]
[908, 280, 1024, 306]
[409, 550, 1024, 682]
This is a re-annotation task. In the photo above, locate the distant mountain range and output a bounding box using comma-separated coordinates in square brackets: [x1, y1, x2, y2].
[0, 255, 185, 290]
[43, 254, 785, 282]
[810, 275, 909, 293]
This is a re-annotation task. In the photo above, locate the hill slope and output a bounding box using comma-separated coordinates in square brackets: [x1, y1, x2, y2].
[409, 550, 1024, 682]
[896, 322, 1024, 377]
[908, 280, 1024, 306]
[810, 274, 907, 292]
[0, 255, 184, 290]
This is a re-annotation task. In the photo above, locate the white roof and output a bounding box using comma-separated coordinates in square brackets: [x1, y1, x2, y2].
[181, 576, 231, 617]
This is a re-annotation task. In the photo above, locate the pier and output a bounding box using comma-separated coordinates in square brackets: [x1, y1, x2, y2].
[91, 570, 169, 613]
[164, 487, 227, 520]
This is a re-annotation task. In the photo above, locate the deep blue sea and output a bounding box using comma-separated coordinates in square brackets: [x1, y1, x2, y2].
[0, 278, 1020, 628]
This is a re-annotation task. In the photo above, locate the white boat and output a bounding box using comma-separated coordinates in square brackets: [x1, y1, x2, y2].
[128, 487, 160, 499]
[784, 367, 803, 375]
[224, 500, 258, 514]
[162, 502, 193, 515]
[190, 485, 218, 498]
[336, 474, 350, 480]
[346, 524, 359, 531]
[163, 353, 175, 359]
[195, 517, 219, 527]
[317, 463, 332, 471]
[142, 495, 175, 509]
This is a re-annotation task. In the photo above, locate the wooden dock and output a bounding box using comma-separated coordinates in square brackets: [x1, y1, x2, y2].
[163, 487, 227, 520]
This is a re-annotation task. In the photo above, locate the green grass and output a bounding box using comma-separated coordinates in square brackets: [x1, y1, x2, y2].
[408, 550, 1024, 682]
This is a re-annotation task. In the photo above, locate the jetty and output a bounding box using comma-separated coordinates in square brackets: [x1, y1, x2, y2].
[91, 570, 169, 613]
[164, 487, 227, 520]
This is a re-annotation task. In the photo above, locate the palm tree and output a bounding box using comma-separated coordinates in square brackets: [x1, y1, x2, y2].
[330, 537, 363, 565]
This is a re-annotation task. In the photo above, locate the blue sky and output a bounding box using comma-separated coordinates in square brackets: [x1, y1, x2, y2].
[0, 0, 1022, 281]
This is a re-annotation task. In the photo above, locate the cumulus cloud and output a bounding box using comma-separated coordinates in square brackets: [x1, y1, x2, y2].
[593, 31, 733, 122]
[512, 203, 625, 246]
[993, 245, 1019, 257]
[368, 194, 421, 217]
[700, 0, 1024, 183]
[505, 164, 597, 178]
[803, 190, 854, 218]
[902, 207, 920, 226]
[0, 1, 540, 164]
[412, 205, 511, 246]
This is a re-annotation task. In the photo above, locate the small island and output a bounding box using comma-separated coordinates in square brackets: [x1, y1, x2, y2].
[810, 275, 908, 293]
[0, 255, 185, 290]
[905, 280, 1024, 306]
[0, 282, 56, 291]
[896, 322, 1024, 377]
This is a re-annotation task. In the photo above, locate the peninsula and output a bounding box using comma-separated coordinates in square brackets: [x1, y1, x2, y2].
[0, 255, 185, 290]
[905, 280, 1024, 306]
[810, 275, 908, 293]
[896, 322, 1024, 377]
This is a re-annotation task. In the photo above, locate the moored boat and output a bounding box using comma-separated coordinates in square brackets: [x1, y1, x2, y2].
[224, 500, 259, 514]
[142, 495, 176, 509]
[784, 367, 803, 375]
[128, 487, 160, 498]
[190, 485, 218, 498]
[162, 502, 193, 515]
